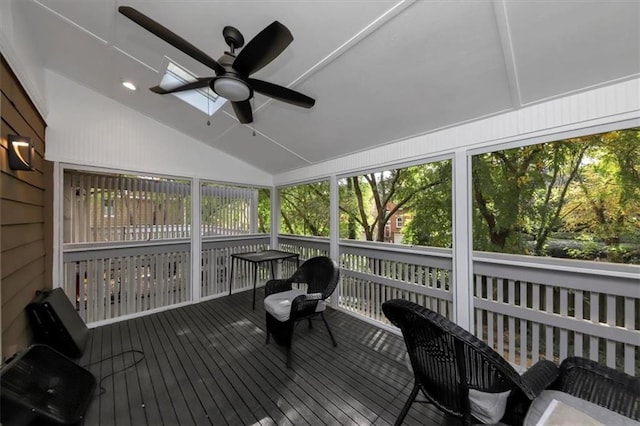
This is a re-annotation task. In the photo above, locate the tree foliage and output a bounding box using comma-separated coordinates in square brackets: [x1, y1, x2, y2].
[401, 161, 452, 247]
[270, 127, 638, 264]
[339, 163, 450, 242]
[257, 188, 271, 234]
[279, 181, 330, 236]
[561, 129, 640, 262]
[471, 128, 639, 263]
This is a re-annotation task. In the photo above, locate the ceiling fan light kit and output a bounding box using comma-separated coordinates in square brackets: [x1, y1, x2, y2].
[118, 6, 315, 124]
[213, 77, 251, 102]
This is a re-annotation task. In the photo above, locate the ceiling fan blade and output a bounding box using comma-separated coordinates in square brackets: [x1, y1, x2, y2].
[232, 21, 293, 76]
[118, 6, 224, 75]
[231, 100, 253, 124]
[150, 77, 213, 94]
[248, 78, 315, 108]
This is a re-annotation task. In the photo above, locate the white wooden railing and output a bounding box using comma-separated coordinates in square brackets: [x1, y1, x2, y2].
[278, 236, 454, 322]
[473, 252, 639, 374]
[63, 235, 272, 323]
[64, 232, 639, 375]
[279, 236, 640, 375]
[339, 241, 453, 322]
[279, 235, 330, 260]
[63, 240, 191, 323]
[201, 235, 270, 297]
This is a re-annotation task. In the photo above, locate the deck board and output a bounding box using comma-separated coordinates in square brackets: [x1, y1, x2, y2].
[81, 289, 450, 425]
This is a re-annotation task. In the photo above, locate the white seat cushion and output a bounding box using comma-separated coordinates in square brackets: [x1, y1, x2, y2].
[404, 353, 526, 424]
[467, 361, 527, 424]
[264, 289, 326, 322]
[468, 389, 510, 424]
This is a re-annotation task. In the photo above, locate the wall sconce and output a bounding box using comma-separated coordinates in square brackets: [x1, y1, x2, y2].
[8, 135, 34, 170]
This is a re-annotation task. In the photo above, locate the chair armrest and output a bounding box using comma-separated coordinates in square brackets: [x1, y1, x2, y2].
[501, 360, 559, 425]
[264, 279, 292, 297]
[520, 359, 559, 398]
[290, 292, 323, 316]
[555, 357, 640, 420]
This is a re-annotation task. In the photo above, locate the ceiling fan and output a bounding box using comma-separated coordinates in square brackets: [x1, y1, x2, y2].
[118, 6, 315, 124]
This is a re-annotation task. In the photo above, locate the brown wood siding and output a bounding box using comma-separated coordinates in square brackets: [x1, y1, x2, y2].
[1, 55, 51, 360]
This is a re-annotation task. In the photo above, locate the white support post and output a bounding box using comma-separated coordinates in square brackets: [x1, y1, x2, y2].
[270, 187, 280, 249]
[53, 161, 62, 287]
[191, 178, 201, 303]
[250, 189, 259, 234]
[330, 175, 340, 308]
[453, 150, 473, 331]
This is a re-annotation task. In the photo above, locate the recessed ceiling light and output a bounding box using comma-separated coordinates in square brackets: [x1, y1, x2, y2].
[122, 81, 136, 91]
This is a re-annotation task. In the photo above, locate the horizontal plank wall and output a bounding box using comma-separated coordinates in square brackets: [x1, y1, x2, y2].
[275, 78, 640, 185]
[44, 71, 272, 186]
[1, 55, 51, 360]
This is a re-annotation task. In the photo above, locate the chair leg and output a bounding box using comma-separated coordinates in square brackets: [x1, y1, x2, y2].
[395, 383, 419, 426]
[308, 318, 313, 329]
[265, 315, 271, 344]
[285, 321, 295, 368]
[321, 313, 337, 347]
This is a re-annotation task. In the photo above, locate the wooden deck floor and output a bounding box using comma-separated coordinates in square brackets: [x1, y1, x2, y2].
[79, 289, 453, 426]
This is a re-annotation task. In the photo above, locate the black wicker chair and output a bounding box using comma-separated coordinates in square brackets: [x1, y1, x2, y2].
[264, 256, 339, 368]
[553, 357, 640, 420]
[382, 299, 558, 426]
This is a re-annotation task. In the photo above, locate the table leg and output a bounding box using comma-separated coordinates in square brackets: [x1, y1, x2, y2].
[252, 263, 258, 310]
[228, 258, 235, 296]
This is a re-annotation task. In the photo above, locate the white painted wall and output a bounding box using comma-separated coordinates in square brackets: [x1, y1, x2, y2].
[0, 0, 48, 117]
[274, 78, 640, 185]
[44, 71, 272, 186]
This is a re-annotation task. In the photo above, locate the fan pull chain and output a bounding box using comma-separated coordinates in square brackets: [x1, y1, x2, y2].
[206, 91, 211, 126]
[252, 98, 256, 136]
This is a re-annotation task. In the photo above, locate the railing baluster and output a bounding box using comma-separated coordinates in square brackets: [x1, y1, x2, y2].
[532, 283, 540, 363]
[606, 294, 616, 368]
[624, 297, 635, 374]
[507, 279, 515, 363]
[520, 281, 527, 368]
[475, 274, 483, 338]
[574, 289, 584, 357]
[559, 287, 568, 362]
[590, 292, 599, 361]
[497, 278, 504, 357]
[545, 284, 554, 361]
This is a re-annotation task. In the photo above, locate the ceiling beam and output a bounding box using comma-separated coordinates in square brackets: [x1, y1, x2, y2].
[492, 0, 522, 109]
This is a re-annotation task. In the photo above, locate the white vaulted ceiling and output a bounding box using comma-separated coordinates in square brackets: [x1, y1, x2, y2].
[7, 0, 640, 174]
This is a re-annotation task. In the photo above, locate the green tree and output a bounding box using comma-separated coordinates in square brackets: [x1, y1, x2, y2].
[472, 144, 546, 252]
[472, 127, 640, 263]
[258, 188, 271, 233]
[402, 161, 452, 247]
[562, 129, 640, 262]
[530, 139, 591, 255]
[279, 181, 329, 236]
[340, 164, 448, 242]
[472, 140, 593, 253]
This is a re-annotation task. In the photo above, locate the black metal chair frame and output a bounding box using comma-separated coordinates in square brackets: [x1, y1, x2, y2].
[264, 256, 340, 368]
[382, 299, 559, 425]
[553, 356, 640, 420]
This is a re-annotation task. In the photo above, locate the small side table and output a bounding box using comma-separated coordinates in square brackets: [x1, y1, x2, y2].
[228, 250, 299, 310]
